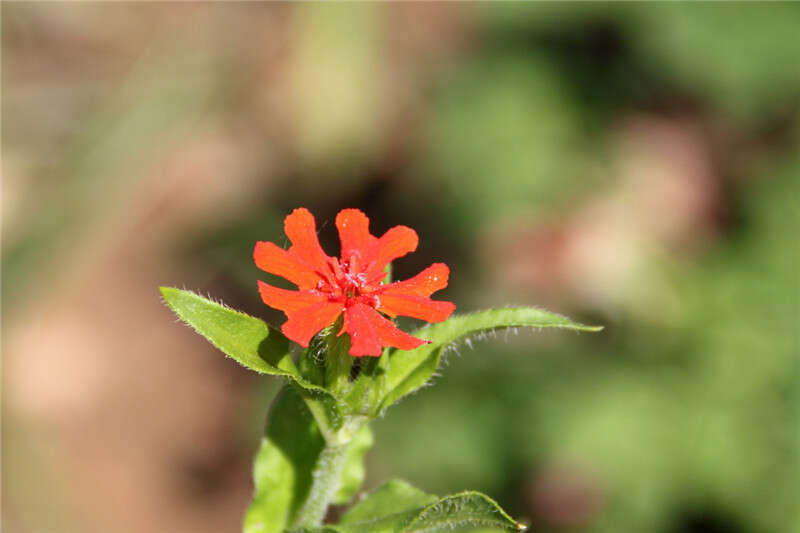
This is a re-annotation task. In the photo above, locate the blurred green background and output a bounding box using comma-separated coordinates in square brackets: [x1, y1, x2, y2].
[3, 3, 798, 533]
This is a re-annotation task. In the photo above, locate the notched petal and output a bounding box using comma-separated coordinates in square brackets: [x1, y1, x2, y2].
[336, 208, 377, 264]
[284, 207, 333, 278]
[382, 263, 450, 297]
[343, 303, 427, 357]
[379, 295, 455, 323]
[281, 301, 344, 347]
[257, 281, 326, 313]
[254, 241, 322, 289]
[365, 225, 418, 280]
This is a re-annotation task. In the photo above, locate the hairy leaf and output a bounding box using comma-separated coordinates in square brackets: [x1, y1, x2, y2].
[402, 491, 524, 532]
[379, 307, 602, 412]
[160, 287, 342, 435]
[338, 479, 437, 531]
[244, 386, 326, 533]
[298, 479, 524, 533]
[160, 286, 295, 375]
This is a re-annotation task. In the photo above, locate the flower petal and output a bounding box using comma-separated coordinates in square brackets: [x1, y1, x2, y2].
[254, 241, 323, 289]
[284, 207, 333, 281]
[378, 295, 455, 323]
[342, 303, 427, 356]
[281, 301, 344, 347]
[364, 225, 418, 281]
[377, 264, 454, 321]
[381, 263, 450, 297]
[336, 209, 377, 268]
[257, 281, 326, 313]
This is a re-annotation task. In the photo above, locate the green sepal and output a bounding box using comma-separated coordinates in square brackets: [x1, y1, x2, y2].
[159, 287, 342, 436]
[302, 321, 389, 418]
[379, 307, 602, 413]
[341, 352, 389, 416]
[299, 318, 354, 397]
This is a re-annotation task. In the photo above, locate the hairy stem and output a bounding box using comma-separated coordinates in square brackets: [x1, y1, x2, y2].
[291, 443, 349, 529]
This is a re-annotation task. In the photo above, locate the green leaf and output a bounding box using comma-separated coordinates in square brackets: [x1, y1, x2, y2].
[338, 479, 437, 532]
[304, 479, 525, 533]
[244, 386, 327, 533]
[379, 307, 602, 413]
[402, 491, 524, 532]
[243, 389, 372, 532]
[160, 287, 295, 376]
[333, 424, 374, 504]
[160, 287, 343, 436]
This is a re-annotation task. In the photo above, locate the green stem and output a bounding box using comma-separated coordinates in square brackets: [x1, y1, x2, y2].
[291, 443, 349, 529]
[299, 392, 336, 441]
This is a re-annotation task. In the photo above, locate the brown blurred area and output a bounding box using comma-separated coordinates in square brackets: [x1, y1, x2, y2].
[3, 2, 798, 533]
[2, 3, 466, 532]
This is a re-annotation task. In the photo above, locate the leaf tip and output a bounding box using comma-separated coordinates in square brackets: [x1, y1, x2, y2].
[159, 285, 178, 301]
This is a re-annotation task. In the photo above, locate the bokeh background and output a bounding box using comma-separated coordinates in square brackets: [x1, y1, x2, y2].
[3, 3, 798, 533]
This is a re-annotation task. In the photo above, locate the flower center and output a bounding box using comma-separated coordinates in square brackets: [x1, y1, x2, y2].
[315, 256, 382, 309]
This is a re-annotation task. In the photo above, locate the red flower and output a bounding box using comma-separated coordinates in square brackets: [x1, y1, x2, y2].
[254, 208, 455, 357]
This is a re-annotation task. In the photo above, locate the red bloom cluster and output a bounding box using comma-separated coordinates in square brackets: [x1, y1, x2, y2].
[254, 208, 455, 357]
